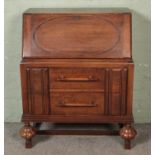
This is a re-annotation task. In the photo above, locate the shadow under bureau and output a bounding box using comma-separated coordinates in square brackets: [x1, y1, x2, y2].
[20, 8, 137, 149]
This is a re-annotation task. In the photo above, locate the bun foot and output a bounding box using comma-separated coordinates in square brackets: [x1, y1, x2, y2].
[120, 124, 137, 149]
[20, 122, 36, 148]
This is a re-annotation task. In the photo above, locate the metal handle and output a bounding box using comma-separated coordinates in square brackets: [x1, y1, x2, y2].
[58, 101, 97, 107]
[56, 76, 98, 82]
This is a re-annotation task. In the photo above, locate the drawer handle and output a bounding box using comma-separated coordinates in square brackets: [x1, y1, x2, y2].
[58, 101, 97, 107]
[56, 76, 98, 82]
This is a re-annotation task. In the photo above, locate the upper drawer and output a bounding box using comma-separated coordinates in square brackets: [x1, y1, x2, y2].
[49, 68, 105, 91]
[22, 11, 132, 58]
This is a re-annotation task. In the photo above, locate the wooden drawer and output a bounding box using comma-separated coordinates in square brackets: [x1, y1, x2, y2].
[50, 92, 105, 115]
[49, 68, 105, 91]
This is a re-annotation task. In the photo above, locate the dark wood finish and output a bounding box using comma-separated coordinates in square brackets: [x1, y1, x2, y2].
[36, 129, 119, 135]
[26, 68, 50, 114]
[50, 92, 105, 115]
[49, 68, 105, 90]
[22, 12, 131, 59]
[20, 8, 136, 149]
[22, 114, 133, 123]
[108, 68, 128, 115]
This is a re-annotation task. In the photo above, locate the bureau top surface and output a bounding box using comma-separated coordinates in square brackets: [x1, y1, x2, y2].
[22, 8, 132, 59]
[24, 8, 131, 14]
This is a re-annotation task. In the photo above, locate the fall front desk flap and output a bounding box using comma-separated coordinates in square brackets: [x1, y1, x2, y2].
[22, 8, 132, 59]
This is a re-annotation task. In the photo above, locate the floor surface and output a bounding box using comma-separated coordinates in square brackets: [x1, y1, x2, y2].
[4, 123, 150, 155]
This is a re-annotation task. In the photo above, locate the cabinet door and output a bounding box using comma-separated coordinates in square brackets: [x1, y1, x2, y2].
[108, 68, 128, 115]
[25, 68, 50, 114]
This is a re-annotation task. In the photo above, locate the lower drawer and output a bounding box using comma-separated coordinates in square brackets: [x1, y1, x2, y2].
[50, 92, 105, 115]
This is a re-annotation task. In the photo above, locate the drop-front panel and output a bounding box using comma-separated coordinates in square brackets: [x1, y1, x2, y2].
[23, 11, 131, 58]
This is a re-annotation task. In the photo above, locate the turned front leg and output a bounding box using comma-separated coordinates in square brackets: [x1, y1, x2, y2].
[20, 122, 36, 148]
[120, 124, 137, 149]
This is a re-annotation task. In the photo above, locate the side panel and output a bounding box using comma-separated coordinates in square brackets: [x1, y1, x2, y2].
[108, 68, 128, 115]
[20, 65, 50, 115]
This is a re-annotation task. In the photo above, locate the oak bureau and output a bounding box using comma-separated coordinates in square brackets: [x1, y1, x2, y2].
[20, 8, 137, 149]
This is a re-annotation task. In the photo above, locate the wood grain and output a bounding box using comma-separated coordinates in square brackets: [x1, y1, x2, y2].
[22, 13, 131, 58]
[20, 9, 136, 149]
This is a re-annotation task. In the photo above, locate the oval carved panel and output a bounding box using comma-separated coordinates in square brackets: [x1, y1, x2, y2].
[34, 16, 120, 53]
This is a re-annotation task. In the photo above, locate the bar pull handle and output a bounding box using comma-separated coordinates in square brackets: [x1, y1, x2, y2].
[56, 76, 98, 82]
[58, 101, 97, 107]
